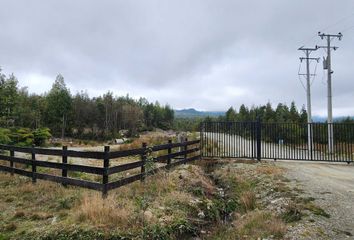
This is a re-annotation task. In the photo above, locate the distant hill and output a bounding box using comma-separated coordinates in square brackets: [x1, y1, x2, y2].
[312, 116, 354, 123]
[174, 108, 225, 118]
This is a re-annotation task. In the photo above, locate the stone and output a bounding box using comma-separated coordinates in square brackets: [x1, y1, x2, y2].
[144, 210, 153, 221]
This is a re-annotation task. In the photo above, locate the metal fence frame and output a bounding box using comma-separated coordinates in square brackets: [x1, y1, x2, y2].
[200, 121, 353, 163]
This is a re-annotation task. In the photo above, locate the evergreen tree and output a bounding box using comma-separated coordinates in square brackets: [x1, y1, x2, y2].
[225, 107, 237, 121]
[45, 74, 72, 138]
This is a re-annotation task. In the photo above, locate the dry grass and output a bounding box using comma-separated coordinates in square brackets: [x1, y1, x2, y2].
[117, 133, 174, 151]
[240, 191, 256, 212]
[211, 210, 287, 239]
[255, 164, 284, 176]
[235, 211, 287, 239]
[75, 193, 136, 228]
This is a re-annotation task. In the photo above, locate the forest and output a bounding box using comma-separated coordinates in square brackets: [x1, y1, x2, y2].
[0, 69, 174, 145]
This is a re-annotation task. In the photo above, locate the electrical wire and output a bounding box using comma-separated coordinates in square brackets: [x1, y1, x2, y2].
[319, 11, 354, 33]
[310, 60, 318, 86]
[340, 25, 354, 33]
[300, 10, 354, 46]
[298, 61, 307, 91]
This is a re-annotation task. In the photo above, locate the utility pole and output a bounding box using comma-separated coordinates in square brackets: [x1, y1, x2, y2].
[298, 46, 319, 156]
[317, 32, 342, 154]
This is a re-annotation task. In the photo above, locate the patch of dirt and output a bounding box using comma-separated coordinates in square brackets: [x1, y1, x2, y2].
[275, 161, 354, 239]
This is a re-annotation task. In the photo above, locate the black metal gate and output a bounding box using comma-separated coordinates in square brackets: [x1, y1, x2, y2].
[200, 121, 354, 162]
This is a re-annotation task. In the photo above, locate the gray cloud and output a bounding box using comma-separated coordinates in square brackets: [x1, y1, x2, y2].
[1, 0, 354, 115]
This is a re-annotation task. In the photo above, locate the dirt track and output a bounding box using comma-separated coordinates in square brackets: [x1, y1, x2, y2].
[275, 161, 354, 239]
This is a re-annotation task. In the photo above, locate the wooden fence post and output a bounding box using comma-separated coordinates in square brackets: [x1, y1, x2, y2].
[102, 146, 110, 197]
[184, 138, 188, 163]
[167, 139, 172, 168]
[10, 150, 14, 175]
[31, 145, 36, 183]
[62, 146, 68, 186]
[141, 143, 147, 182]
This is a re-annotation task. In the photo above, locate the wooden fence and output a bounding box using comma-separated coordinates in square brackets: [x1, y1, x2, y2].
[0, 139, 200, 196]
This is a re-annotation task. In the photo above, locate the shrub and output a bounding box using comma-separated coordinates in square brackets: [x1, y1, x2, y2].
[281, 202, 302, 223]
[11, 128, 34, 146]
[33, 128, 52, 146]
[0, 128, 11, 144]
[0, 127, 51, 146]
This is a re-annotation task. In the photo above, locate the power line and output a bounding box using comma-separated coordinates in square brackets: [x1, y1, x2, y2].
[300, 11, 354, 46]
[317, 32, 343, 154]
[319, 11, 354, 33]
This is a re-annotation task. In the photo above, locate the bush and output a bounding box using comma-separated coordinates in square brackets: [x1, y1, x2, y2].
[0, 127, 51, 146]
[0, 128, 11, 144]
[33, 128, 52, 146]
[10, 128, 34, 146]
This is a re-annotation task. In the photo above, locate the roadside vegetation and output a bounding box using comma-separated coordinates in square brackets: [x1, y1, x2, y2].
[0, 155, 332, 240]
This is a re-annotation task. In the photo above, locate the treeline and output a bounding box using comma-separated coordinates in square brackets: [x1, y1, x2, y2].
[221, 102, 308, 124]
[0, 69, 174, 140]
[173, 102, 308, 133]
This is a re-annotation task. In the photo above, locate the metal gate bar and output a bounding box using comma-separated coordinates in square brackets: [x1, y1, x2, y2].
[200, 121, 354, 162]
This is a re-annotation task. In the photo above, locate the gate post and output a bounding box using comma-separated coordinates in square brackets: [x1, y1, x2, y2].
[256, 118, 262, 161]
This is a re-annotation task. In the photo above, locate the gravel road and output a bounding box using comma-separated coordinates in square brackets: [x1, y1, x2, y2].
[275, 161, 354, 239]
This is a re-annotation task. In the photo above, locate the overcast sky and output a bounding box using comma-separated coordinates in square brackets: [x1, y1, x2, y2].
[1, 1, 354, 116]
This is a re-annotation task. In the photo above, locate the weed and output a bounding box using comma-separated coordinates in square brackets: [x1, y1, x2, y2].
[213, 211, 287, 239]
[4, 223, 17, 232]
[0, 233, 10, 240]
[30, 212, 53, 220]
[190, 186, 205, 197]
[304, 203, 330, 218]
[299, 196, 316, 204]
[281, 202, 302, 223]
[57, 196, 77, 210]
[224, 199, 238, 214]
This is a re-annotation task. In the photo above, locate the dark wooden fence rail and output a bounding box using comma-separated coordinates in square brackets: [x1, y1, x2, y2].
[0, 139, 200, 196]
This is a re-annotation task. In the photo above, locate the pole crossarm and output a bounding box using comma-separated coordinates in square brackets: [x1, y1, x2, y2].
[298, 73, 316, 76]
[316, 46, 339, 50]
[318, 32, 343, 40]
[299, 57, 320, 62]
[298, 46, 318, 51]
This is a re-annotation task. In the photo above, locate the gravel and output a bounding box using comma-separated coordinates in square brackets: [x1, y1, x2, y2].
[274, 160, 354, 239]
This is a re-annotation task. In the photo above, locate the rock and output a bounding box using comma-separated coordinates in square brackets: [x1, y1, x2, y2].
[51, 216, 57, 224]
[198, 211, 205, 219]
[115, 138, 128, 144]
[144, 210, 153, 221]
